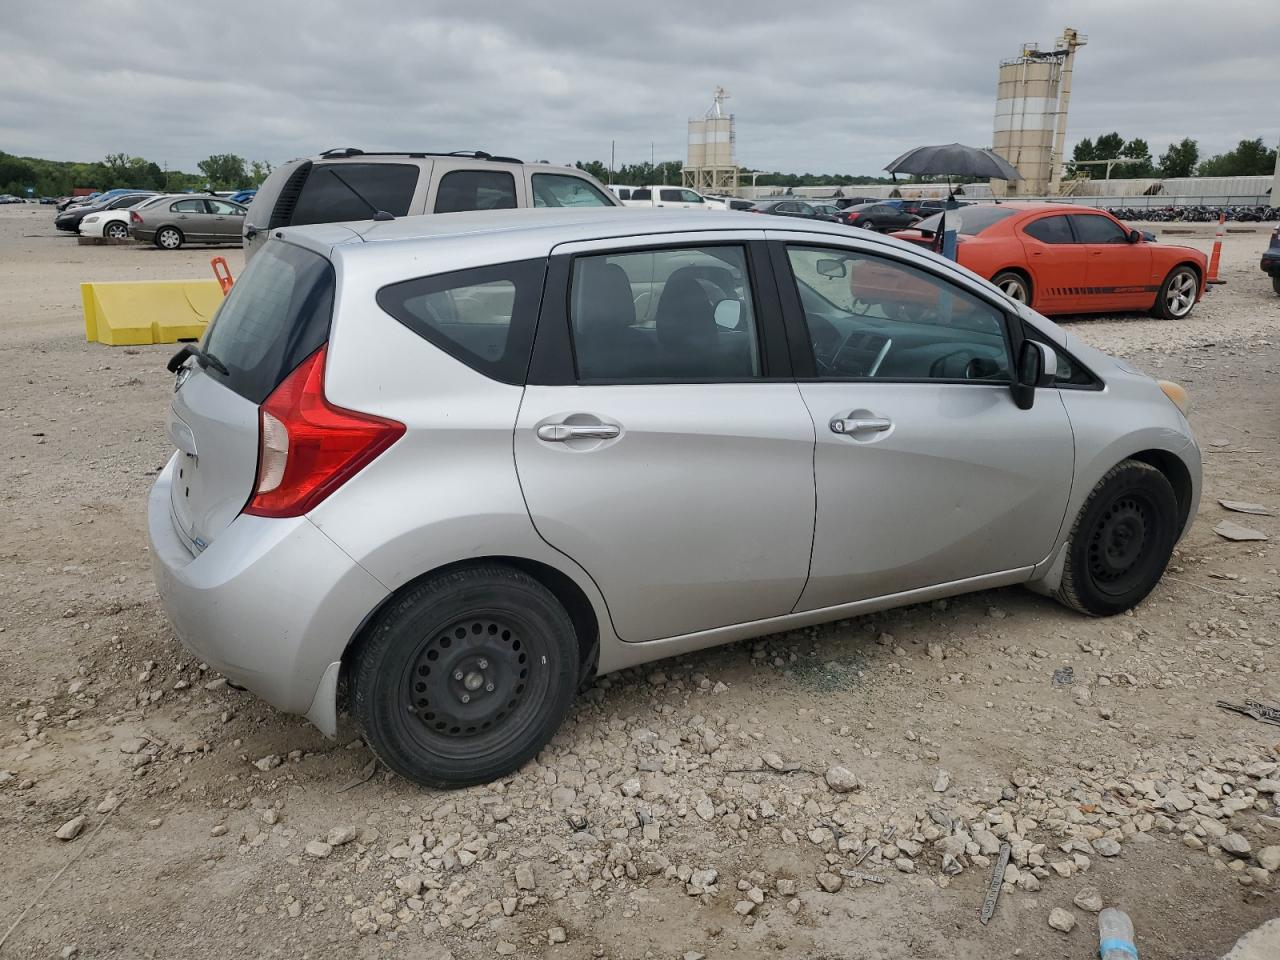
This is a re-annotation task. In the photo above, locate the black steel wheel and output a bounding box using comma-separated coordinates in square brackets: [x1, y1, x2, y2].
[1055, 460, 1179, 616]
[352, 565, 578, 788]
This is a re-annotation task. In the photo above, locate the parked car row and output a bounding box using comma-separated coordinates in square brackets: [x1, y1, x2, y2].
[63, 190, 248, 249]
[745, 198, 922, 232]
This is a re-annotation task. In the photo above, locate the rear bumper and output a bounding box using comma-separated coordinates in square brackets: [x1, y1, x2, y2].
[148, 455, 388, 727]
[132, 226, 156, 241]
[1261, 254, 1280, 277]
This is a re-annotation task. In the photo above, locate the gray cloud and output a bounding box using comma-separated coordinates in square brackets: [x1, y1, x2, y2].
[1, 0, 1275, 176]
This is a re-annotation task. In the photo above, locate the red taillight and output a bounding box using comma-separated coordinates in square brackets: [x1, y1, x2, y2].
[845, 212, 860, 221]
[244, 346, 405, 518]
[130, 211, 142, 223]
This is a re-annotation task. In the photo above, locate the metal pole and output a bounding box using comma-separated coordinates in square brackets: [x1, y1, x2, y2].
[610, 140, 615, 185]
[1271, 137, 1280, 209]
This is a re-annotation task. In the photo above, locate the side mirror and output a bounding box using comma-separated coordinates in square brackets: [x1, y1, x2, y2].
[1011, 340, 1057, 410]
[816, 258, 848, 279]
[1128, 229, 1142, 243]
[713, 299, 743, 329]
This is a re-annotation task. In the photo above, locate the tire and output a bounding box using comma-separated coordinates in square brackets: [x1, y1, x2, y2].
[104, 221, 129, 240]
[1272, 275, 1280, 297]
[155, 226, 183, 250]
[992, 270, 1031, 305]
[1151, 265, 1198, 319]
[1054, 460, 1179, 617]
[861, 220, 876, 232]
[352, 564, 579, 789]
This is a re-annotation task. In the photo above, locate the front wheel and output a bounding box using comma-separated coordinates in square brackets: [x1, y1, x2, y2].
[155, 226, 183, 250]
[1054, 460, 1179, 616]
[1152, 265, 1198, 319]
[352, 565, 579, 789]
[1272, 275, 1280, 297]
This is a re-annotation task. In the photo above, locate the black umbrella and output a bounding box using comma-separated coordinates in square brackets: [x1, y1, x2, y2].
[885, 143, 1022, 181]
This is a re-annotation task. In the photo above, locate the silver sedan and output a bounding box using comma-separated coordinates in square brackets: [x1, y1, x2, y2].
[149, 209, 1200, 788]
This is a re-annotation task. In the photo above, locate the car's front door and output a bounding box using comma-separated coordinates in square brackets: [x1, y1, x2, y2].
[1070, 212, 1155, 311]
[1017, 212, 1088, 314]
[515, 235, 816, 642]
[205, 199, 246, 241]
[773, 236, 1075, 610]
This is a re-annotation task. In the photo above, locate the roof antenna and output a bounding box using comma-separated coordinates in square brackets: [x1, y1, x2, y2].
[326, 168, 395, 221]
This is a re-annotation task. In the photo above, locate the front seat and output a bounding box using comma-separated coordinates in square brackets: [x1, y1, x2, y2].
[655, 268, 750, 378]
[573, 261, 655, 379]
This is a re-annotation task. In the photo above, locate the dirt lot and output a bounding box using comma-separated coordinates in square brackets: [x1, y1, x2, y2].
[2, 203, 1279, 960]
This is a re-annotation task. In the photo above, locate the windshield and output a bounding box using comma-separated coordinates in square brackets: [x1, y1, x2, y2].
[913, 206, 1019, 236]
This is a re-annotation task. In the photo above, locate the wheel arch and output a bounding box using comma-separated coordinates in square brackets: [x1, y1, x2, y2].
[340, 555, 601, 699]
[1127, 447, 1194, 532]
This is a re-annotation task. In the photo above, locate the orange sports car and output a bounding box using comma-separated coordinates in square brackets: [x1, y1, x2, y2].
[892, 203, 1208, 320]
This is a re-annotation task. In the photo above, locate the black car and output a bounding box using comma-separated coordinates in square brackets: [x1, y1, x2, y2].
[1263, 224, 1280, 296]
[810, 202, 846, 223]
[54, 192, 158, 232]
[840, 201, 919, 232]
[746, 199, 822, 220]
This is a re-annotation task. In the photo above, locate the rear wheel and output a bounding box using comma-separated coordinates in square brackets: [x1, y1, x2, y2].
[352, 565, 579, 788]
[1152, 265, 1198, 319]
[861, 220, 877, 232]
[104, 221, 129, 240]
[155, 226, 183, 250]
[1054, 460, 1179, 616]
[992, 270, 1031, 305]
[1272, 275, 1280, 297]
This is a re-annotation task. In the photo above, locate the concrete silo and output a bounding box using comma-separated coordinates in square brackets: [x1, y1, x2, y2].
[682, 88, 739, 195]
[991, 28, 1086, 197]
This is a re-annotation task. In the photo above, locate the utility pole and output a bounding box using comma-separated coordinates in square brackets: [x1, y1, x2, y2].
[1271, 137, 1280, 209]
[609, 140, 615, 185]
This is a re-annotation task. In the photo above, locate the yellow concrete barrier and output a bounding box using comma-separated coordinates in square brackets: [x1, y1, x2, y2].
[82, 279, 224, 346]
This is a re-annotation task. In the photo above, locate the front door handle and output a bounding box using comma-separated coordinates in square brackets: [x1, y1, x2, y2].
[537, 423, 621, 442]
[830, 417, 892, 435]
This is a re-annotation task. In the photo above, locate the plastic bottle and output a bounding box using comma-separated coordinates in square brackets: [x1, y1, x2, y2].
[1098, 907, 1138, 959]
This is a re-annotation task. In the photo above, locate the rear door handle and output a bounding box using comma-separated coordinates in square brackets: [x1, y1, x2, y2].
[830, 417, 892, 435]
[537, 423, 621, 442]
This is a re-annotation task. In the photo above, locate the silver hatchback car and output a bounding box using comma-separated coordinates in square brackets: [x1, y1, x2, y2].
[149, 209, 1200, 788]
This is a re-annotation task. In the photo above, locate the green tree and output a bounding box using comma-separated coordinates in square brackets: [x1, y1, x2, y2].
[1158, 138, 1199, 178]
[1197, 138, 1277, 177]
[1120, 138, 1155, 178]
[1066, 137, 1095, 177]
[0, 153, 38, 194]
[575, 160, 611, 183]
[1093, 132, 1125, 160]
[197, 154, 249, 190]
[249, 159, 273, 186]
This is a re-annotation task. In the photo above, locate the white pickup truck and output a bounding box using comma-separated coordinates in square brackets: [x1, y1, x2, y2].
[620, 186, 719, 210]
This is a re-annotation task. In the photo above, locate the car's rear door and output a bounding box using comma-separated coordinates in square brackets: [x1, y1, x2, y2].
[169, 198, 214, 241]
[514, 232, 816, 642]
[771, 232, 1074, 609]
[166, 240, 334, 551]
[1071, 212, 1155, 311]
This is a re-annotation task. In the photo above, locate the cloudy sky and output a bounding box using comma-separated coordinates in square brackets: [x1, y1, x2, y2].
[1, 0, 1276, 176]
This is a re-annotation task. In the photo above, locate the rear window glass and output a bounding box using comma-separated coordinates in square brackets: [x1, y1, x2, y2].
[531, 173, 614, 208]
[201, 242, 335, 403]
[630, 189, 651, 200]
[376, 259, 546, 384]
[434, 170, 518, 213]
[290, 163, 418, 226]
[660, 189, 682, 202]
[1023, 215, 1073, 244]
[915, 206, 1018, 235]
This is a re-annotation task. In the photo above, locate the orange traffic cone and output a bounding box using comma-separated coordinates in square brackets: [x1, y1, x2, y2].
[211, 256, 235, 295]
[1205, 213, 1226, 285]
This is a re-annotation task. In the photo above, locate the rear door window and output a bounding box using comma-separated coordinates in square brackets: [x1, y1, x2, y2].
[1023, 215, 1073, 244]
[531, 173, 614, 207]
[659, 189, 683, 202]
[201, 242, 335, 403]
[630, 189, 651, 201]
[172, 199, 206, 213]
[376, 259, 546, 384]
[289, 163, 418, 225]
[434, 170, 518, 213]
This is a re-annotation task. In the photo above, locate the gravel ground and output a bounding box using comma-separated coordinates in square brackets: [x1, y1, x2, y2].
[1, 203, 1279, 960]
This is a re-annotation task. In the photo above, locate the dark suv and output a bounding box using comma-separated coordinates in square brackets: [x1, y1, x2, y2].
[1263, 224, 1280, 296]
